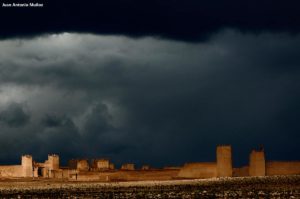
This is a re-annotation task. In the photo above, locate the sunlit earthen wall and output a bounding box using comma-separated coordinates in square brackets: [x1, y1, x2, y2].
[47, 155, 59, 170]
[249, 150, 265, 176]
[216, 145, 233, 177]
[266, 161, 300, 175]
[0, 165, 22, 177]
[177, 162, 217, 178]
[21, 155, 33, 177]
[233, 166, 249, 177]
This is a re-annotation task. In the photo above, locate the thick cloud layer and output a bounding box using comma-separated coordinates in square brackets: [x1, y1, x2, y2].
[0, 103, 30, 127]
[0, 31, 299, 167]
[1, 0, 300, 41]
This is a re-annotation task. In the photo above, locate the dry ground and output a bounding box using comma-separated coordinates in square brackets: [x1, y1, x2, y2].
[0, 175, 299, 198]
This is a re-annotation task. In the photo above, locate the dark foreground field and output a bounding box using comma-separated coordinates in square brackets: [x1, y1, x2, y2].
[0, 175, 299, 198]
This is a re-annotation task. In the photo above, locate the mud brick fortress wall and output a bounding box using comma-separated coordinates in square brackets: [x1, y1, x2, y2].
[249, 150, 266, 176]
[216, 145, 233, 177]
[178, 145, 232, 178]
[0, 165, 22, 177]
[178, 162, 217, 178]
[0, 145, 300, 180]
[0, 155, 32, 177]
[0, 154, 61, 178]
[178, 145, 300, 179]
[266, 161, 300, 176]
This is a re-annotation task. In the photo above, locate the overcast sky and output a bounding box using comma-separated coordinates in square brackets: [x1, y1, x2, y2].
[0, 1, 300, 167]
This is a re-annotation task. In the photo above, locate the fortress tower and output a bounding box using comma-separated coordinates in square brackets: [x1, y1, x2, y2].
[249, 149, 265, 176]
[216, 145, 233, 177]
[21, 155, 33, 177]
[47, 154, 59, 170]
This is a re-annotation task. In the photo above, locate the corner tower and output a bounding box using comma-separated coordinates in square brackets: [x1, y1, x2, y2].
[21, 155, 33, 177]
[249, 149, 265, 176]
[47, 154, 59, 170]
[216, 145, 233, 177]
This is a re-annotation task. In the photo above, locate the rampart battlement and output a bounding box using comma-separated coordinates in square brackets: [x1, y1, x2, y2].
[0, 145, 299, 180]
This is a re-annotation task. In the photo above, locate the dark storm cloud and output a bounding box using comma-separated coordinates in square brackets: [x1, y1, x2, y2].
[0, 0, 300, 41]
[0, 103, 30, 127]
[82, 103, 132, 159]
[0, 31, 299, 167]
[42, 114, 64, 127]
[38, 114, 82, 162]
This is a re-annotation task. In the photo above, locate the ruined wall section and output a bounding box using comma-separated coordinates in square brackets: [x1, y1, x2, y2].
[68, 159, 89, 171]
[121, 163, 135, 170]
[177, 162, 217, 179]
[266, 161, 300, 176]
[249, 150, 265, 176]
[216, 145, 233, 177]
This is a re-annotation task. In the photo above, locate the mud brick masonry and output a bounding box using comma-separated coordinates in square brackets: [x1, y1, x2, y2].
[0, 145, 299, 181]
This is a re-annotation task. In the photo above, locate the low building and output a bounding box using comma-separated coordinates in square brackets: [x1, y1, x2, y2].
[68, 159, 89, 171]
[91, 159, 110, 170]
[109, 163, 115, 170]
[121, 163, 135, 170]
[141, 165, 150, 170]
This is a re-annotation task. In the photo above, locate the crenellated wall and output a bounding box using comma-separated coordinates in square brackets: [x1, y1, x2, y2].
[1, 145, 300, 180]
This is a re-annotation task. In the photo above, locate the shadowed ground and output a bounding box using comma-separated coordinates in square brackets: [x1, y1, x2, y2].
[0, 175, 299, 198]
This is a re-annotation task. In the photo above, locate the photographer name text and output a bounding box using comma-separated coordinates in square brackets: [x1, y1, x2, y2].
[2, 2, 43, 8]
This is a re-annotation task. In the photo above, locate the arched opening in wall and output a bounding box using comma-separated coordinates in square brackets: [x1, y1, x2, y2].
[38, 167, 43, 177]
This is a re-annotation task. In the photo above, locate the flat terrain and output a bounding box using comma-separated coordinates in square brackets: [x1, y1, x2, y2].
[0, 175, 299, 198]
